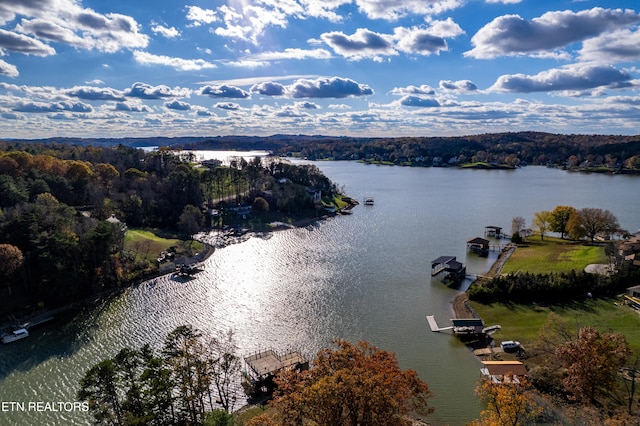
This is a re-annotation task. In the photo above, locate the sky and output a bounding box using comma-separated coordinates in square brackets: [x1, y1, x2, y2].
[0, 0, 639, 139]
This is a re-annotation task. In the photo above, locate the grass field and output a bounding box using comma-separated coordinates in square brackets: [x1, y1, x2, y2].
[124, 229, 204, 264]
[470, 236, 640, 353]
[470, 297, 640, 354]
[501, 235, 608, 274]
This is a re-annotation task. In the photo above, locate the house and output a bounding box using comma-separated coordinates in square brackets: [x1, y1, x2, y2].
[481, 361, 528, 384]
[626, 253, 640, 268]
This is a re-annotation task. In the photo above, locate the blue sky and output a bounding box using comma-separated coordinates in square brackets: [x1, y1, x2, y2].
[1, 0, 639, 138]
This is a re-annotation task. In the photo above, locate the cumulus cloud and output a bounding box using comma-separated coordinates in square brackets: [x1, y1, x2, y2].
[398, 95, 440, 107]
[13, 99, 92, 113]
[115, 101, 153, 112]
[65, 86, 125, 101]
[0, 59, 18, 77]
[439, 80, 478, 92]
[215, 102, 241, 110]
[185, 6, 219, 26]
[151, 24, 180, 39]
[165, 100, 191, 111]
[287, 77, 374, 98]
[213, 4, 291, 44]
[466, 7, 640, 59]
[133, 51, 216, 71]
[0, 28, 56, 56]
[394, 27, 447, 56]
[0, 0, 148, 54]
[490, 64, 633, 93]
[124, 82, 190, 99]
[389, 85, 436, 96]
[251, 82, 286, 96]
[354, 0, 464, 20]
[321, 28, 396, 61]
[294, 101, 320, 109]
[579, 27, 640, 63]
[201, 85, 251, 99]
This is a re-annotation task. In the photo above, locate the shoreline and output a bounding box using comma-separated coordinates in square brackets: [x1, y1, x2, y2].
[451, 243, 516, 319]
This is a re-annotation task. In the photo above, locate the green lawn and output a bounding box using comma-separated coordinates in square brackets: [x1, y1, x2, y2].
[124, 229, 203, 264]
[502, 235, 608, 274]
[471, 297, 640, 354]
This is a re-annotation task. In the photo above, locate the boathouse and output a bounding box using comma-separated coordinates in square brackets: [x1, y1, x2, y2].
[431, 256, 466, 283]
[484, 226, 503, 238]
[467, 237, 490, 256]
[451, 318, 485, 335]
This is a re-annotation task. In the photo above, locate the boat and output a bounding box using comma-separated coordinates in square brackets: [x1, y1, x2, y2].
[2, 328, 29, 344]
[363, 197, 374, 205]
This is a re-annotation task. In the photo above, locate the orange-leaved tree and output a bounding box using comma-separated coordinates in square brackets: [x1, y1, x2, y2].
[470, 377, 542, 426]
[271, 339, 433, 426]
[556, 326, 630, 404]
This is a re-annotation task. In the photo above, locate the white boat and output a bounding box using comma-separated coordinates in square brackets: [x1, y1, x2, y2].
[363, 197, 374, 205]
[2, 328, 29, 344]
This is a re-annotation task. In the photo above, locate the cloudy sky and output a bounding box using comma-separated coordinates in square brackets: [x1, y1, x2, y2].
[1, 0, 639, 138]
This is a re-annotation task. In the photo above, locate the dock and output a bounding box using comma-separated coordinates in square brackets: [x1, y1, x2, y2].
[425, 315, 453, 332]
[245, 349, 309, 379]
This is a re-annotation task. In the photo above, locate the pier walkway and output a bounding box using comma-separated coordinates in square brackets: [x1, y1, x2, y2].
[425, 315, 453, 332]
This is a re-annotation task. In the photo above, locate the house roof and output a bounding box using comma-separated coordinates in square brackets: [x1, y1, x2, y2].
[482, 361, 528, 377]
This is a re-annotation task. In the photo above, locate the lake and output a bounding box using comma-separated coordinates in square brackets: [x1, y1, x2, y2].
[0, 161, 638, 425]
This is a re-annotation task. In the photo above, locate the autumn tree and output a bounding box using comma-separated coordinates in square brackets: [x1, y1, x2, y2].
[470, 377, 542, 426]
[532, 210, 553, 240]
[550, 206, 576, 239]
[556, 326, 630, 404]
[272, 339, 433, 426]
[0, 243, 23, 295]
[567, 208, 619, 242]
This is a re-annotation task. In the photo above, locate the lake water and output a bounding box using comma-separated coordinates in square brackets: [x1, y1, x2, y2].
[0, 162, 638, 425]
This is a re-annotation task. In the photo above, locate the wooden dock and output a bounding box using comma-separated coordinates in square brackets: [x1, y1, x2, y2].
[425, 315, 453, 332]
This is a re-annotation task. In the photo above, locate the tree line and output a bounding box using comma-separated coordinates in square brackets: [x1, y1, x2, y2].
[78, 325, 241, 426]
[0, 142, 340, 314]
[79, 329, 434, 426]
[192, 132, 640, 171]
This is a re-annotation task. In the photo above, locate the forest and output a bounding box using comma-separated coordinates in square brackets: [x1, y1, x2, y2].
[0, 142, 341, 316]
[5, 131, 640, 171]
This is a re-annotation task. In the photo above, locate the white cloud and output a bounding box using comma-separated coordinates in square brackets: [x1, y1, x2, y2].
[152, 24, 180, 39]
[354, 0, 464, 20]
[579, 27, 640, 63]
[287, 76, 374, 98]
[439, 80, 478, 92]
[124, 82, 191, 99]
[0, 0, 149, 54]
[490, 64, 633, 93]
[321, 28, 396, 61]
[466, 7, 640, 59]
[185, 6, 218, 26]
[133, 51, 216, 71]
[0, 59, 18, 77]
[249, 48, 332, 61]
[0, 28, 56, 56]
[389, 85, 436, 96]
